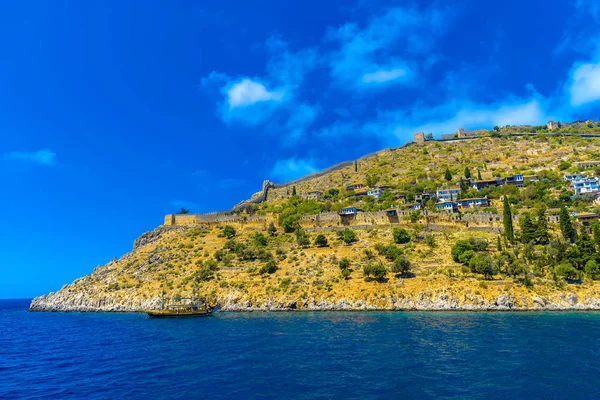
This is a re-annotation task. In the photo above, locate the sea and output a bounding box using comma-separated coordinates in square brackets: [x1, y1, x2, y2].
[2, 299, 600, 400]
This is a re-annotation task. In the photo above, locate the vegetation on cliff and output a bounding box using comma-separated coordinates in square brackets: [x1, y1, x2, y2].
[30, 132, 600, 311]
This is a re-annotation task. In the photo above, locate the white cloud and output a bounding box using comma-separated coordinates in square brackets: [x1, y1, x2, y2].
[4, 149, 56, 166]
[226, 79, 284, 108]
[327, 6, 448, 90]
[270, 157, 319, 182]
[318, 95, 554, 146]
[568, 60, 600, 106]
[361, 67, 411, 84]
[202, 38, 319, 134]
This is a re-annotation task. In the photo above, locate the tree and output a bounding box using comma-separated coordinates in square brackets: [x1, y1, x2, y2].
[451, 240, 474, 263]
[576, 226, 596, 266]
[223, 225, 236, 239]
[555, 262, 579, 280]
[477, 169, 482, 180]
[592, 222, 600, 247]
[497, 235, 502, 251]
[178, 207, 189, 214]
[295, 227, 310, 247]
[267, 222, 277, 237]
[252, 232, 268, 247]
[292, 186, 297, 196]
[535, 208, 549, 244]
[459, 178, 469, 193]
[425, 132, 433, 140]
[469, 254, 497, 279]
[444, 167, 453, 181]
[585, 260, 600, 280]
[363, 262, 387, 281]
[503, 196, 514, 242]
[366, 174, 380, 187]
[314, 234, 328, 247]
[342, 228, 357, 244]
[559, 204, 576, 243]
[354, 160, 358, 172]
[519, 212, 536, 244]
[392, 228, 411, 244]
[464, 166, 471, 179]
[338, 257, 351, 270]
[391, 255, 411, 276]
[259, 260, 278, 275]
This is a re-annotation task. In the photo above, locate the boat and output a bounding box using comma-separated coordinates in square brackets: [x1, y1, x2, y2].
[146, 281, 213, 318]
[146, 297, 212, 318]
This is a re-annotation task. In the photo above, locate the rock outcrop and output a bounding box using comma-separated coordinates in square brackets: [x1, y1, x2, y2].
[30, 289, 600, 312]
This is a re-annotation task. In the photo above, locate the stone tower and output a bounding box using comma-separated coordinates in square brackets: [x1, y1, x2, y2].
[414, 132, 425, 145]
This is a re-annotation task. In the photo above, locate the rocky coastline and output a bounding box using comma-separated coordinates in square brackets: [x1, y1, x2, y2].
[29, 289, 600, 313]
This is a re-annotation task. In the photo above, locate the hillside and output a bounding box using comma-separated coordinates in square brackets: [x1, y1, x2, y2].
[30, 128, 600, 312]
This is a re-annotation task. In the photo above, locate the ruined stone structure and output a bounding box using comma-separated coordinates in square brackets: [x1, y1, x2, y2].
[547, 120, 560, 131]
[231, 180, 274, 213]
[413, 131, 425, 145]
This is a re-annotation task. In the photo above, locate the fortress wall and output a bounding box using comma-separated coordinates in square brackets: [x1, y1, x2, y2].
[173, 214, 200, 226]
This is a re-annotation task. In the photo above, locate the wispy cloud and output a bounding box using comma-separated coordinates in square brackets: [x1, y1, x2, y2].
[201, 38, 319, 136]
[226, 78, 285, 108]
[3, 149, 57, 166]
[269, 157, 319, 182]
[326, 5, 449, 90]
[567, 59, 600, 107]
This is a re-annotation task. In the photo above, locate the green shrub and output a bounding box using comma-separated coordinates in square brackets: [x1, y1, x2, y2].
[259, 260, 278, 275]
[222, 225, 236, 239]
[555, 262, 579, 280]
[392, 228, 411, 244]
[391, 255, 411, 275]
[314, 234, 328, 247]
[363, 262, 387, 281]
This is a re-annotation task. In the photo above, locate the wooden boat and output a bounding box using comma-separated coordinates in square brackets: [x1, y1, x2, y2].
[146, 297, 212, 318]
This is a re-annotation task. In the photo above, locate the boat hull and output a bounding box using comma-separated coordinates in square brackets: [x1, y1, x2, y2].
[146, 310, 211, 318]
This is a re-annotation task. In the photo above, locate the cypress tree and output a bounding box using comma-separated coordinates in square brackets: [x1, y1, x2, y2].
[519, 212, 535, 244]
[354, 160, 358, 172]
[559, 204, 576, 243]
[477, 169, 482, 180]
[576, 226, 596, 266]
[464, 166, 471, 179]
[444, 168, 453, 181]
[503, 196, 514, 242]
[592, 222, 600, 247]
[292, 186, 297, 196]
[535, 208, 549, 244]
[497, 235, 502, 251]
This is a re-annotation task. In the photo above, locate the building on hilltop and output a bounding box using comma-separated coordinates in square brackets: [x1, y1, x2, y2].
[571, 177, 600, 195]
[504, 174, 524, 188]
[406, 203, 421, 211]
[435, 201, 458, 212]
[472, 178, 503, 191]
[415, 192, 436, 203]
[564, 174, 584, 182]
[574, 212, 599, 226]
[303, 191, 322, 200]
[367, 188, 383, 199]
[436, 187, 461, 202]
[346, 182, 364, 191]
[457, 197, 490, 209]
[575, 161, 600, 169]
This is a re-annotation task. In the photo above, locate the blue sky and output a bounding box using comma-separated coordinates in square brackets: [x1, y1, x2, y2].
[3, 0, 600, 298]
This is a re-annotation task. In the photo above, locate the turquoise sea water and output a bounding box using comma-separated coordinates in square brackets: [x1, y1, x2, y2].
[2, 299, 600, 399]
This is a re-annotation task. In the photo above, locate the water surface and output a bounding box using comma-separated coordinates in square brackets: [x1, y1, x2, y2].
[2, 299, 599, 399]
